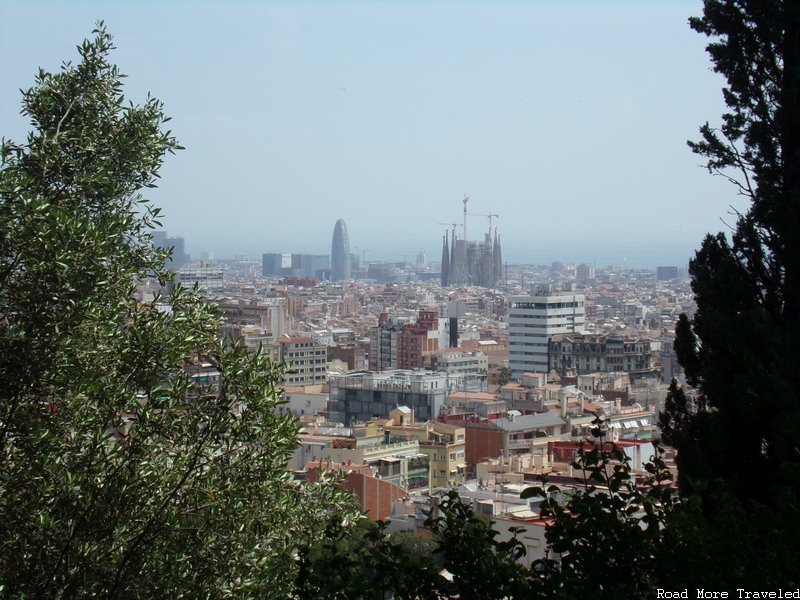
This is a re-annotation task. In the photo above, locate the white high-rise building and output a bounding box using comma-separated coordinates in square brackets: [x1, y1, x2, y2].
[508, 289, 585, 378]
[174, 263, 224, 297]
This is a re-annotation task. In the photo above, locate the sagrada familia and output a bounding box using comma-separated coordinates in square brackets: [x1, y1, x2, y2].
[440, 197, 502, 288]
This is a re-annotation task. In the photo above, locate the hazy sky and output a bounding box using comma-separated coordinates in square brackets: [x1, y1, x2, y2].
[1, 1, 743, 267]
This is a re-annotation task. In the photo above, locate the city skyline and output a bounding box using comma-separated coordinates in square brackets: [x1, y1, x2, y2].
[1, 1, 741, 268]
[167, 220, 694, 270]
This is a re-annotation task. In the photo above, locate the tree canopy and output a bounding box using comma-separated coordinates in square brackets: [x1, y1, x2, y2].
[0, 24, 357, 598]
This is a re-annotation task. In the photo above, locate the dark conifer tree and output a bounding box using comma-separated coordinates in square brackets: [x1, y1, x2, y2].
[661, 0, 800, 504]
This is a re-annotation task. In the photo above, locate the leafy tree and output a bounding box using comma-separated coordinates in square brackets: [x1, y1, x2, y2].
[299, 492, 534, 599]
[425, 490, 533, 600]
[661, 0, 800, 506]
[498, 365, 512, 386]
[525, 418, 798, 597]
[0, 24, 358, 598]
[297, 519, 443, 599]
[520, 418, 674, 598]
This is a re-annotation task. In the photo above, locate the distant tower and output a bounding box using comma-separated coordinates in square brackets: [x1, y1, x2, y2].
[331, 219, 351, 281]
[441, 233, 450, 287]
[493, 230, 502, 286]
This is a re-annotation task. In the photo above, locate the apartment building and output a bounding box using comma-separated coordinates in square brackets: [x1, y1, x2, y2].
[433, 348, 488, 377]
[397, 310, 439, 370]
[279, 337, 327, 386]
[384, 408, 467, 488]
[549, 333, 656, 375]
[508, 289, 585, 378]
[368, 314, 412, 372]
[319, 436, 429, 493]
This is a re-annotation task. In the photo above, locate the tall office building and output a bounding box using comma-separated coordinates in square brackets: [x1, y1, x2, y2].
[174, 263, 224, 297]
[508, 289, 585, 378]
[576, 263, 595, 282]
[292, 253, 329, 278]
[331, 219, 351, 281]
[153, 230, 191, 268]
[656, 266, 680, 280]
[262, 253, 284, 277]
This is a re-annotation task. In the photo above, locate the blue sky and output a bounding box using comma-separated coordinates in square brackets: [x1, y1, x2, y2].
[1, 1, 742, 267]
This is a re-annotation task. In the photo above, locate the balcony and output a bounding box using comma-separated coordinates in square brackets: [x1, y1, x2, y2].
[407, 455, 429, 471]
[407, 473, 429, 490]
[376, 460, 402, 478]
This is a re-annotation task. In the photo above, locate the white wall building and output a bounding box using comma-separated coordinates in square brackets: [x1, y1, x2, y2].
[279, 385, 329, 418]
[508, 289, 585, 378]
[435, 349, 488, 376]
[174, 263, 224, 297]
[279, 337, 328, 386]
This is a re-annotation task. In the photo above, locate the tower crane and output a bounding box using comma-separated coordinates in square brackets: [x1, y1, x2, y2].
[462, 195, 469, 241]
[469, 212, 500, 235]
[438, 222, 461, 239]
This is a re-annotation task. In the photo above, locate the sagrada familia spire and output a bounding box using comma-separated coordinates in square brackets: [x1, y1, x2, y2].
[441, 231, 451, 287]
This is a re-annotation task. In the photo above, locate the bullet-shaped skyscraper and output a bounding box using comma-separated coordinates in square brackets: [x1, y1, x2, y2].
[331, 219, 351, 281]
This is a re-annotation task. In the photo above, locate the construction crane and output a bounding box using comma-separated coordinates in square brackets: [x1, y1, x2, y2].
[438, 222, 461, 240]
[469, 212, 500, 235]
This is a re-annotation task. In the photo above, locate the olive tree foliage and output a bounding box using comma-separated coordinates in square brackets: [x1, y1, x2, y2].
[660, 0, 800, 505]
[0, 25, 358, 598]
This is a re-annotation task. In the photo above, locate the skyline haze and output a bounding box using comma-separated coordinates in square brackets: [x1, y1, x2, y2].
[1, 1, 742, 268]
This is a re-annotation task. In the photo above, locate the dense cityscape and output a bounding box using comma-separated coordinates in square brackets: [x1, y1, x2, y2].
[147, 212, 692, 565]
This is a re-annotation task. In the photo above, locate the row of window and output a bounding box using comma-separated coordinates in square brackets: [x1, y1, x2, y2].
[510, 313, 582, 320]
[285, 350, 325, 357]
[510, 301, 581, 310]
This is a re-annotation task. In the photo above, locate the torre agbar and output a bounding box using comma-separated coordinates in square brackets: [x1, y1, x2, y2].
[331, 219, 351, 281]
